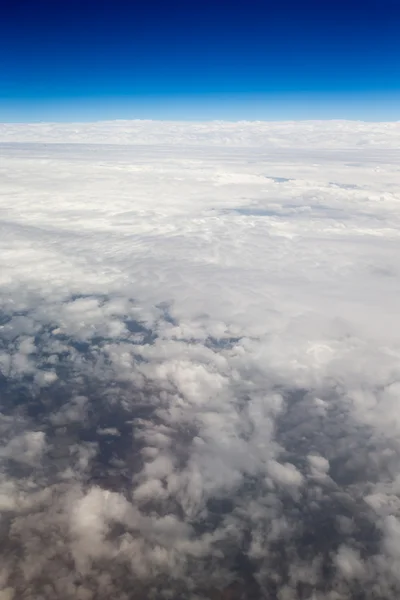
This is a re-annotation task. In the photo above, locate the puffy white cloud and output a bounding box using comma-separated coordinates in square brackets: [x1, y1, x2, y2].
[0, 120, 400, 598]
[0, 431, 46, 466]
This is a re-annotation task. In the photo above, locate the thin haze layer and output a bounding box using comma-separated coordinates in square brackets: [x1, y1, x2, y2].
[0, 121, 400, 599]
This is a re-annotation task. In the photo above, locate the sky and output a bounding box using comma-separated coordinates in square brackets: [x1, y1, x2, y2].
[1, 0, 400, 122]
[1, 3, 400, 597]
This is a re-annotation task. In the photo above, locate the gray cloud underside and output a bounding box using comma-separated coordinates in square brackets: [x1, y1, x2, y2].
[0, 122, 400, 599]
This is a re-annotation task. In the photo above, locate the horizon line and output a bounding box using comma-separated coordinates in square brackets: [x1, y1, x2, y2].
[2, 117, 400, 125]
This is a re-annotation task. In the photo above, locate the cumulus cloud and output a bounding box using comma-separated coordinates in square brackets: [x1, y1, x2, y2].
[0, 120, 400, 598]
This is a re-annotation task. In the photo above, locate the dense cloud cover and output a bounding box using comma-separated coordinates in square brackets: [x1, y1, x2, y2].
[0, 121, 400, 599]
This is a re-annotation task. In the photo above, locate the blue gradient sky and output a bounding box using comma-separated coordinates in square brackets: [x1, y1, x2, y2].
[1, 0, 399, 122]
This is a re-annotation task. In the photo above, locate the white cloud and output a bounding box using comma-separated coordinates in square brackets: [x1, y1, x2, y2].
[0, 120, 400, 598]
[0, 431, 46, 466]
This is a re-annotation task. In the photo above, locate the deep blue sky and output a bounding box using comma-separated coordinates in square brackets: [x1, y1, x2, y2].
[1, 0, 400, 122]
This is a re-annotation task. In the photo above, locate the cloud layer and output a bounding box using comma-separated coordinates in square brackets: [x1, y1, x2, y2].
[0, 121, 400, 599]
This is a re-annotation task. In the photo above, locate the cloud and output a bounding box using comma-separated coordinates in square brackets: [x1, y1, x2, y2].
[0, 120, 400, 598]
[0, 119, 400, 148]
